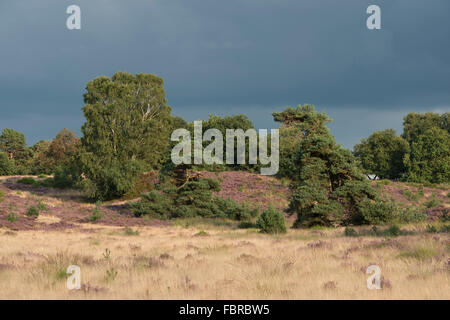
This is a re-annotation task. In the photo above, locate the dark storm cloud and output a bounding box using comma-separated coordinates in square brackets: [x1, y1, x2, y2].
[0, 0, 449, 148]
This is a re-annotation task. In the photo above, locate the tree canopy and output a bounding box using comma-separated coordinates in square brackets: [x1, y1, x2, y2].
[353, 129, 409, 180]
[0, 128, 33, 174]
[72, 72, 174, 200]
[276, 105, 386, 227]
[402, 112, 449, 144]
[404, 127, 450, 184]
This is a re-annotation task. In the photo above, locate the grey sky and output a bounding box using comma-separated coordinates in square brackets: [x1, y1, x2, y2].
[1, 0, 449, 149]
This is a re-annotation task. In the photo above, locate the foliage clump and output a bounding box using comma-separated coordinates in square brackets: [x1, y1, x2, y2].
[26, 205, 40, 217]
[256, 205, 287, 234]
[0, 152, 16, 175]
[353, 129, 409, 180]
[404, 127, 450, 184]
[131, 165, 258, 221]
[56, 72, 173, 200]
[274, 105, 390, 227]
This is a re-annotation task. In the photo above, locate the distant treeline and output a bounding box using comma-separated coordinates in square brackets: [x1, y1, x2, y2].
[0, 72, 448, 228]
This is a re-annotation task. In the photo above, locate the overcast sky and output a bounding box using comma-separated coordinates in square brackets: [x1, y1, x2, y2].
[1, 0, 449, 149]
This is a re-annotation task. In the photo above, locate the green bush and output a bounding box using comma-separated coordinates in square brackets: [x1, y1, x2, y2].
[53, 167, 75, 189]
[344, 227, 358, 237]
[359, 199, 398, 225]
[237, 221, 258, 229]
[38, 178, 55, 188]
[131, 177, 258, 221]
[425, 194, 441, 208]
[6, 213, 18, 222]
[256, 205, 287, 234]
[214, 197, 259, 221]
[122, 171, 158, 200]
[377, 179, 392, 185]
[426, 223, 450, 233]
[385, 225, 401, 237]
[16, 177, 57, 188]
[26, 205, 40, 217]
[398, 207, 426, 223]
[17, 177, 36, 185]
[426, 224, 438, 233]
[37, 200, 48, 212]
[0, 152, 16, 176]
[89, 206, 105, 222]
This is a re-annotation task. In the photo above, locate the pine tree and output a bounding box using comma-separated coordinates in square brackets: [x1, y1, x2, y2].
[274, 105, 381, 227]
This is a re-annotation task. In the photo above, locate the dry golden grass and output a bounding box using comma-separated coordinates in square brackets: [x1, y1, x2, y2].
[0, 220, 448, 300]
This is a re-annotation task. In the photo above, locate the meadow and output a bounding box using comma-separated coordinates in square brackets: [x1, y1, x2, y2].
[0, 174, 448, 300]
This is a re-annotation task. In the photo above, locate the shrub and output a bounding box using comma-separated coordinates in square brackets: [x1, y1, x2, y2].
[256, 205, 287, 234]
[238, 221, 258, 229]
[214, 197, 259, 221]
[0, 152, 16, 176]
[79, 159, 146, 201]
[38, 178, 55, 188]
[53, 167, 76, 189]
[17, 177, 36, 185]
[124, 227, 139, 236]
[398, 207, 426, 223]
[440, 224, 450, 233]
[104, 268, 118, 282]
[426, 224, 438, 233]
[37, 200, 48, 212]
[426, 223, 450, 233]
[131, 177, 259, 221]
[359, 199, 398, 225]
[0, 190, 4, 202]
[89, 207, 104, 222]
[26, 205, 40, 217]
[425, 194, 441, 208]
[6, 213, 18, 222]
[122, 171, 158, 200]
[385, 225, 401, 237]
[344, 227, 358, 237]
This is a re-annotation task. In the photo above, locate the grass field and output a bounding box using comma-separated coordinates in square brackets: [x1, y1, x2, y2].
[0, 223, 449, 299]
[0, 174, 449, 300]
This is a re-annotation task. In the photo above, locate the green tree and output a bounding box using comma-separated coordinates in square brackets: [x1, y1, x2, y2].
[29, 130, 80, 175]
[353, 129, 409, 180]
[404, 127, 450, 184]
[276, 105, 383, 227]
[46, 129, 80, 169]
[30, 140, 52, 174]
[131, 166, 258, 221]
[71, 72, 173, 200]
[257, 205, 287, 234]
[0, 152, 16, 175]
[0, 128, 26, 159]
[203, 114, 257, 171]
[273, 106, 330, 178]
[402, 112, 449, 144]
[0, 128, 33, 174]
